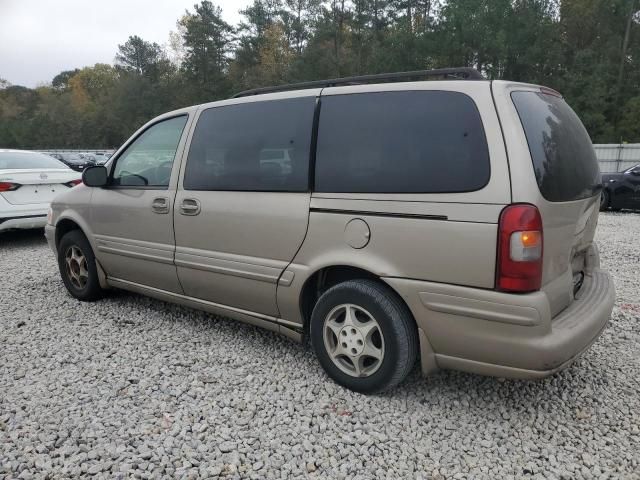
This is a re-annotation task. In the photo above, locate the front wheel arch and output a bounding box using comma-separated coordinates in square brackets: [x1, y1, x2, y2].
[57, 229, 105, 301]
[55, 219, 109, 290]
[55, 218, 83, 250]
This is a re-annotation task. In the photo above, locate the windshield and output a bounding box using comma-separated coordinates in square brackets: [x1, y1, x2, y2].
[512, 91, 601, 202]
[0, 151, 69, 170]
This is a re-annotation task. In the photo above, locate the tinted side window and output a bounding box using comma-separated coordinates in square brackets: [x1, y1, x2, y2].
[511, 91, 601, 202]
[112, 115, 187, 187]
[314, 91, 490, 193]
[184, 98, 316, 191]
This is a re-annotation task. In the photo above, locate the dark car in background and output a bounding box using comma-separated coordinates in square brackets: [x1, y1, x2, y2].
[55, 153, 96, 172]
[601, 164, 640, 211]
[80, 152, 110, 165]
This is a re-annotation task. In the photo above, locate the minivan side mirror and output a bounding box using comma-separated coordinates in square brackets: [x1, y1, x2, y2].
[82, 165, 108, 187]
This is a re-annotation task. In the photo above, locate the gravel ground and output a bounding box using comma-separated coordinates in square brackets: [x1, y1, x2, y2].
[1, 212, 639, 480]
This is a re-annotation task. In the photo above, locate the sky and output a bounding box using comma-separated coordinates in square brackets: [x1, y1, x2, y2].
[0, 0, 251, 88]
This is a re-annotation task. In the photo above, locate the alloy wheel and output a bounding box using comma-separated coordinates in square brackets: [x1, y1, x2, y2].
[65, 245, 89, 290]
[323, 303, 385, 378]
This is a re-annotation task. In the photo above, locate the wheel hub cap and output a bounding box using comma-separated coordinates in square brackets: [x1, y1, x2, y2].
[323, 303, 385, 378]
[339, 326, 365, 356]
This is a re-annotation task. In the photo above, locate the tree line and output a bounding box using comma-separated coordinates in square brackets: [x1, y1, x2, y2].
[1, 0, 639, 149]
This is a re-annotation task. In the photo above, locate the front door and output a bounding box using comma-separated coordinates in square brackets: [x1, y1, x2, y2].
[173, 94, 318, 316]
[90, 114, 191, 293]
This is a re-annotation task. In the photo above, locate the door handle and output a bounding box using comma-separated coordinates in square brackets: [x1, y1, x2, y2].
[180, 198, 201, 216]
[151, 197, 170, 214]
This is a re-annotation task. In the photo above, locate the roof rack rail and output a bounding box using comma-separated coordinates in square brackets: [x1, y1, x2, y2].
[232, 67, 484, 98]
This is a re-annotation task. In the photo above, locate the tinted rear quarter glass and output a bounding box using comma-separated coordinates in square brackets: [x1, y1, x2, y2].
[511, 91, 601, 202]
[314, 91, 490, 193]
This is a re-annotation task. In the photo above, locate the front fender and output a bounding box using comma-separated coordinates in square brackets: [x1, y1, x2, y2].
[51, 185, 96, 252]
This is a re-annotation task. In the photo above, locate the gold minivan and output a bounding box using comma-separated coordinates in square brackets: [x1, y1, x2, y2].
[46, 69, 615, 393]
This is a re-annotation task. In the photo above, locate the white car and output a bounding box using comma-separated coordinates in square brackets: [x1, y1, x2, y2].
[0, 149, 82, 232]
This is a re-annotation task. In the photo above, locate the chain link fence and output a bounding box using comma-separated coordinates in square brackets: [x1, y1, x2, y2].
[593, 144, 640, 173]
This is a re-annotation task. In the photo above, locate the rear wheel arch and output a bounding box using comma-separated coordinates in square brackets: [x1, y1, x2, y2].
[300, 266, 374, 330]
[299, 265, 415, 332]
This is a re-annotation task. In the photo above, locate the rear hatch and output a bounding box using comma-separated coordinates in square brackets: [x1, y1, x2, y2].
[0, 169, 80, 205]
[510, 90, 602, 316]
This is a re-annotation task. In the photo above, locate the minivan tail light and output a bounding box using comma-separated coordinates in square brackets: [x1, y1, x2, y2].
[497, 204, 543, 292]
[0, 182, 21, 192]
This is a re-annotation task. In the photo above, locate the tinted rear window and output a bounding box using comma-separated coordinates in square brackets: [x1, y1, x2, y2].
[184, 98, 315, 191]
[512, 91, 601, 202]
[314, 91, 490, 193]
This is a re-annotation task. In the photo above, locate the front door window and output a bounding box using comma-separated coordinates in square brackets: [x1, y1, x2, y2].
[112, 115, 188, 187]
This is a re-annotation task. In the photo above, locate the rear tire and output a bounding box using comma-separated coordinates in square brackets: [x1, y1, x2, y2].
[310, 279, 418, 394]
[57, 230, 104, 301]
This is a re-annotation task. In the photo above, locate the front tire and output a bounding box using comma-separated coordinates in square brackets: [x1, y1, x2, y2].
[310, 279, 418, 394]
[57, 230, 104, 301]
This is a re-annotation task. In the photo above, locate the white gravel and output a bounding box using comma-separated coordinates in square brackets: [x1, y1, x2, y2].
[1, 212, 639, 479]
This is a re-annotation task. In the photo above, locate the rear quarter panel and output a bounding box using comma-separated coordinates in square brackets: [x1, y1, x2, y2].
[278, 81, 512, 326]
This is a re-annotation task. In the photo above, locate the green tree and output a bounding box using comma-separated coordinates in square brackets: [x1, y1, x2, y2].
[281, 0, 322, 54]
[115, 35, 170, 80]
[230, 0, 284, 89]
[51, 69, 81, 90]
[180, 1, 235, 101]
[618, 96, 640, 142]
[256, 22, 296, 84]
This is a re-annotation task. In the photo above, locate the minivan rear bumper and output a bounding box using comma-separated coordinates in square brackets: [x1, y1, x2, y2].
[384, 268, 615, 379]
